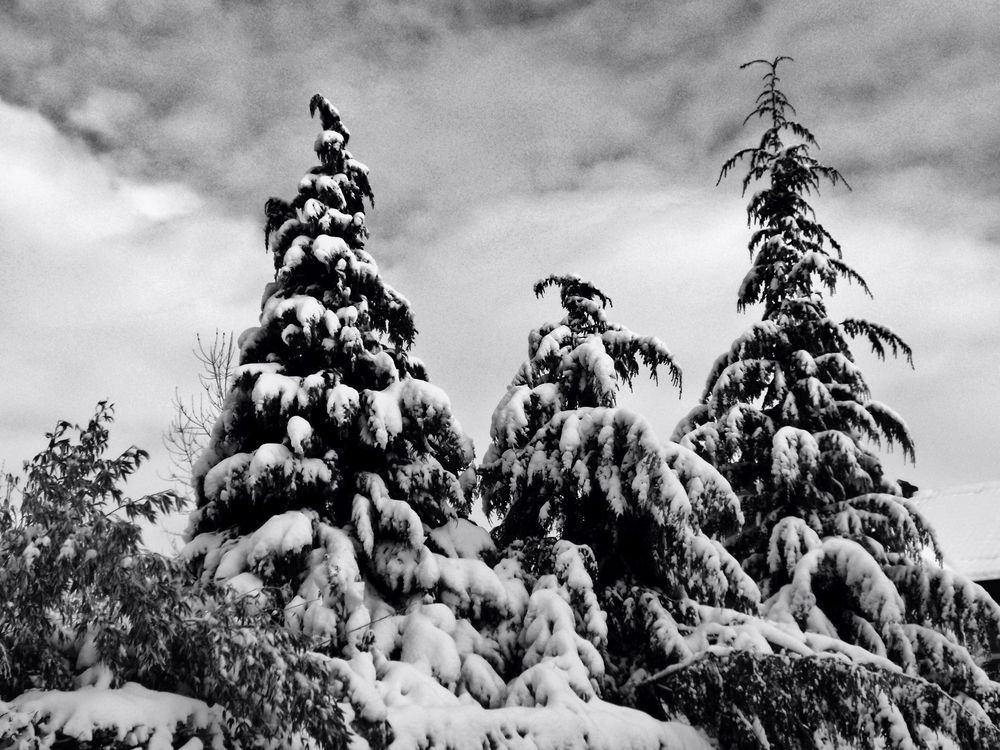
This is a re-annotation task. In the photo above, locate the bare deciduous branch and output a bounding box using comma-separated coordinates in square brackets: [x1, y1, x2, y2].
[163, 330, 236, 488]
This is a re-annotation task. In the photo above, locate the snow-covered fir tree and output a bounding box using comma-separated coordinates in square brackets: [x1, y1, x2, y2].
[670, 58, 1000, 747]
[181, 97, 714, 748]
[480, 274, 764, 707]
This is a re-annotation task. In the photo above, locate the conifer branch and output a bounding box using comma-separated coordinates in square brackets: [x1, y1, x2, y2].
[841, 319, 915, 368]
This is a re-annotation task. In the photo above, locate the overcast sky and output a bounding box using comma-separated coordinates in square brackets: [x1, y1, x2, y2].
[1, 1, 998, 542]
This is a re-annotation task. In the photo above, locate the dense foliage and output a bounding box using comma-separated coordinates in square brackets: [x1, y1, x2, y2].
[661, 651, 998, 750]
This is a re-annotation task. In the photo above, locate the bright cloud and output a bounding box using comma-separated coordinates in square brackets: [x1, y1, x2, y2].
[0, 98, 260, 504]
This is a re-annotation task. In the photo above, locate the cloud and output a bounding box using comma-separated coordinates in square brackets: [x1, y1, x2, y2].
[386, 177, 999, 496]
[392, 184, 746, 449]
[815, 200, 1000, 491]
[3, 0, 999, 239]
[0, 98, 261, 500]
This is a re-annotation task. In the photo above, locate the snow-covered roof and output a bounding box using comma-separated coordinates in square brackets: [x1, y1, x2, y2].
[915, 481, 1000, 580]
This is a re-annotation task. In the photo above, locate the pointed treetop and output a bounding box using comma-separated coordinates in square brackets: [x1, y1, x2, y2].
[533, 273, 613, 334]
[719, 56, 848, 196]
[534, 273, 613, 309]
[530, 274, 681, 393]
[739, 56, 797, 127]
[309, 93, 350, 144]
[716, 58, 869, 317]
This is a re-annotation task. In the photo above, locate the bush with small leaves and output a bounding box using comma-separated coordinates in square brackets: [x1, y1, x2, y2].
[0, 403, 355, 749]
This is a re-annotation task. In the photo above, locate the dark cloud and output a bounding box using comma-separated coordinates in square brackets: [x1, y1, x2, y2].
[4, 0, 999, 244]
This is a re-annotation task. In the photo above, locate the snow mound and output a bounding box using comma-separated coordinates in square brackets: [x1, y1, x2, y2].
[0, 683, 224, 750]
[385, 701, 713, 750]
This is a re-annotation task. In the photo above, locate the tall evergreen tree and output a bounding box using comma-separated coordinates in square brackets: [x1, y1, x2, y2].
[184, 94, 487, 742]
[190, 93, 473, 542]
[670, 58, 1000, 747]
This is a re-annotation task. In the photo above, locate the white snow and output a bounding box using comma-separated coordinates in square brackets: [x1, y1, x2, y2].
[0, 684, 224, 750]
[429, 518, 496, 561]
[768, 537, 905, 626]
[362, 382, 404, 449]
[251, 372, 302, 415]
[384, 701, 713, 750]
[202, 453, 251, 502]
[261, 294, 326, 341]
[771, 426, 820, 488]
[226, 571, 265, 597]
[286, 415, 313, 455]
[248, 443, 294, 485]
[245, 510, 315, 568]
[327, 382, 360, 425]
